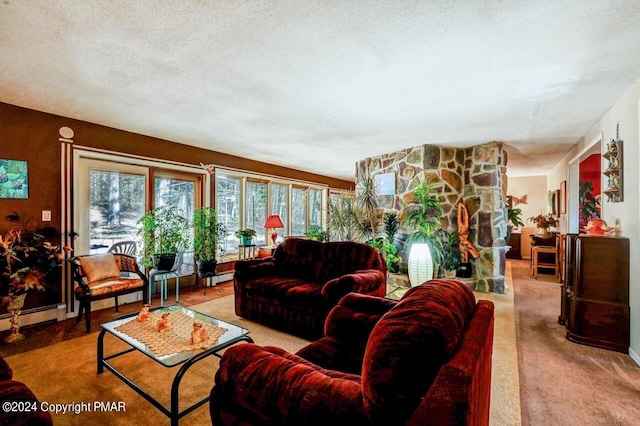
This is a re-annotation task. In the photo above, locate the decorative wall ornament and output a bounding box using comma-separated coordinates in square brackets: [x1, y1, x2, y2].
[457, 202, 479, 263]
[200, 163, 215, 175]
[603, 123, 623, 202]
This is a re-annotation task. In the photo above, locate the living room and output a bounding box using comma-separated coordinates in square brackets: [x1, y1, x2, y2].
[2, 2, 640, 425]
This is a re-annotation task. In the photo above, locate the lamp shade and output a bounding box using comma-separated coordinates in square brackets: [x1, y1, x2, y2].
[408, 243, 433, 287]
[264, 215, 284, 229]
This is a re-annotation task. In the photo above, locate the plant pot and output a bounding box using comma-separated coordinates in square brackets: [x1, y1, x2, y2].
[444, 269, 457, 279]
[197, 259, 218, 277]
[457, 262, 472, 278]
[241, 236, 253, 245]
[152, 253, 176, 271]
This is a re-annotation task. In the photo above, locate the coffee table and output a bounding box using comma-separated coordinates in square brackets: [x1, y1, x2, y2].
[97, 305, 253, 425]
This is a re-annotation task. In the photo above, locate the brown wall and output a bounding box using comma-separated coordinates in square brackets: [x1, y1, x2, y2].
[0, 102, 354, 235]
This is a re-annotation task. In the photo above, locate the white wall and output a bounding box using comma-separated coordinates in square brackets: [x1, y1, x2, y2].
[507, 175, 548, 258]
[555, 78, 640, 363]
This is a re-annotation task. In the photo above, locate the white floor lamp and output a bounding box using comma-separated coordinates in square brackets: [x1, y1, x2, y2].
[408, 243, 433, 287]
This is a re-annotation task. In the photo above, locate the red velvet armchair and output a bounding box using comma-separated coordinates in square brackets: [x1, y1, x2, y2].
[0, 355, 52, 425]
[211, 279, 495, 426]
[233, 238, 387, 339]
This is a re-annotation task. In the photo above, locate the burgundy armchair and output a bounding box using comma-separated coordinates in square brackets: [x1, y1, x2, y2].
[0, 355, 52, 425]
[211, 279, 495, 426]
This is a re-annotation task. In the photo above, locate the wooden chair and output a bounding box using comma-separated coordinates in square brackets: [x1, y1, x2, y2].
[70, 253, 148, 332]
[530, 233, 560, 278]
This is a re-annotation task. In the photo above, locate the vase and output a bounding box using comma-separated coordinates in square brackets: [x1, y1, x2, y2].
[4, 293, 27, 344]
[538, 227, 550, 237]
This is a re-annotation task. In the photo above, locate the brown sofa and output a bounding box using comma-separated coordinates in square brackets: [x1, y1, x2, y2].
[233, 238, 387, 339]
[211, 279, 495, 425]
[0, 355, 52, 425]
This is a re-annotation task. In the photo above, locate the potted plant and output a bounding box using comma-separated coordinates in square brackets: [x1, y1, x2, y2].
[0, 228, 62, 342]
[193, 207, 227, 276]
[506, 207, 525, 241]
[235, 228, 256, 245]
[383, 212, 400, 272]
[436, 229, 461, 278]
[328, 194, 355, 241]
[401, 179, 444, 284]
[367, 236, 401, 272]
[304, 225, 328, 242]
[579, 181, 600, 230]
[527, 213, 558, 237]
[137, 204, 190, 270]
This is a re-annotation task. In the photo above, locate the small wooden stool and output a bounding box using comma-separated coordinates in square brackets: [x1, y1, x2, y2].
[531, 245, 559, 278]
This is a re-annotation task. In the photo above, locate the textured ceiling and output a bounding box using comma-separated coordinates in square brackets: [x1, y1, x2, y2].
[2, 1, 640, 180]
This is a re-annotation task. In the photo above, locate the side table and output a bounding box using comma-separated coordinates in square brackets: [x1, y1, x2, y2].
[238, 244, 256, 259]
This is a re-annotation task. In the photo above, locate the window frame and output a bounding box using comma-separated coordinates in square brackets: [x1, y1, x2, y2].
[215, 168, 327, 255]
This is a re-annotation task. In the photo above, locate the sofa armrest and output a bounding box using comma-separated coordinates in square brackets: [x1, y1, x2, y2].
[321, 269, 386, 303]
[212, 344, 365, 424]
[325, 292, 397, 337]
[233, 258, 278, 281]
[296, 293, 397, 372]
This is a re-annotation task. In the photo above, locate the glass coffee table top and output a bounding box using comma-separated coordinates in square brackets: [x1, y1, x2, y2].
[101, 305, 250, 367]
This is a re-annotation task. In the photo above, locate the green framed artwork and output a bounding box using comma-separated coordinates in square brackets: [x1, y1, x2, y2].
[0, 159, 28, 199]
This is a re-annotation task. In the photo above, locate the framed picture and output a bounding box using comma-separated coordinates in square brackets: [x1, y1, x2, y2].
[374, 172, 395, 196]
[0, 159, 28, 199]
[560, 180, 567, 214]
[551, 189, 560, 217]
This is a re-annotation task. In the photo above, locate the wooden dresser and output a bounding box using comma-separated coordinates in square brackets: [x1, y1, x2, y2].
[563, 235, 629, 353]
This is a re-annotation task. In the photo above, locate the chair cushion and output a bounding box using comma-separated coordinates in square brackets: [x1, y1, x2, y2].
[74, 277, 144, 298]
[78, 253, 121, 283]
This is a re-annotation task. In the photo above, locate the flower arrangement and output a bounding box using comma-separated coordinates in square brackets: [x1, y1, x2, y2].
[527, 213, 558, 230]
[0, 229, 62, 298]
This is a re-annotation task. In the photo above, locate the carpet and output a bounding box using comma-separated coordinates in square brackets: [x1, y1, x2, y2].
[512, 259, 640, 425]
[6, 279, 522, 425]
[5, 295, 309, 425]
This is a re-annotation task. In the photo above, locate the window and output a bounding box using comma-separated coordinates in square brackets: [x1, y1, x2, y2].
[309, 188, 323, 228]
[270, 183, 289, 242]
[246, 180, 267, 247]
[88, 168, 146, 253]
[153, 171, 201, 275]
[215, 169, 327, 257]
[216, 175, 241, 255]
[291, 187, 307, 236]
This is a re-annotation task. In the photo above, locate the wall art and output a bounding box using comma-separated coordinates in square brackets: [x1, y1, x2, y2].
[0, 159, 28, 199]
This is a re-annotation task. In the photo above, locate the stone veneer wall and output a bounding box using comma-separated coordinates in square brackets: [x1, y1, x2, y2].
[356, 141, 508, 293]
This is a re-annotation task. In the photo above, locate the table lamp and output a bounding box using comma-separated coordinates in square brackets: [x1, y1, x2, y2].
[264, 215, 284, 246]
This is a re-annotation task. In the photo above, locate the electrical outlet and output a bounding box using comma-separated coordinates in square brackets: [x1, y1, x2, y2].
[42, 210, 51, 222]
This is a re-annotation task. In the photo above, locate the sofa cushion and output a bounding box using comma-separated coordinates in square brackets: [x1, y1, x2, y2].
[214, 344, 365, 425]
[315, 241, 386, 283]
[78, 253, 120, 283]
[273, 238, 322, 281]
[361, 279, 476, 426]
[74, 277, 144, 298]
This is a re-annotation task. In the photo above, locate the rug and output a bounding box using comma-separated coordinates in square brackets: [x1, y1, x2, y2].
[511, 259, 640, 425]
[6, 295, 309, 425]
[6, 280, 521, 425]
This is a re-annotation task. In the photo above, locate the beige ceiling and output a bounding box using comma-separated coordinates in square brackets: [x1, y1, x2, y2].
[2, 1, 640, 181]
